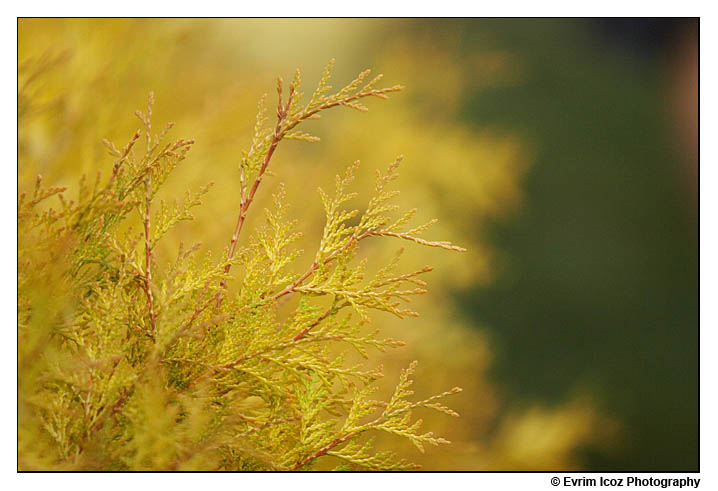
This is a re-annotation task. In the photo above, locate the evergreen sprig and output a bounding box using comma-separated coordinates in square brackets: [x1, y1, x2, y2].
[18, 61, 464, 471]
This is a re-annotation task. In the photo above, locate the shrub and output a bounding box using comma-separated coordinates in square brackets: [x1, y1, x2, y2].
[18, 61, 464, 471]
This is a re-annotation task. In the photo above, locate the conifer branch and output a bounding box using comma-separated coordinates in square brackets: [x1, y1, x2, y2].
[219, 63, 403, 305]
[218, 78, 295, 306]
[90, 385, 134, 433]
[218, 333, 345, 371]
[367, 231, 467, 252]
[236, 415, 302, 438]
[142, 93, 157, 336]
[272, 261, 321, 301]
[272, 228, 374, 301]
[292, 306, 334, 341]
[19, 63, 463, 471]
[290, 432, 357, 471]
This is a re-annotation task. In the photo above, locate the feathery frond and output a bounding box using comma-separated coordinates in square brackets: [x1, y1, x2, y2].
[18, 62, 463, 471]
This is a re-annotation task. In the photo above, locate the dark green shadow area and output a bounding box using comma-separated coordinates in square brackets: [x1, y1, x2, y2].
[434, 19, 697, 471]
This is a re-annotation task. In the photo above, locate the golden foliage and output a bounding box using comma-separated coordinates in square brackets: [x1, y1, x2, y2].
[19, 19, 609, 471]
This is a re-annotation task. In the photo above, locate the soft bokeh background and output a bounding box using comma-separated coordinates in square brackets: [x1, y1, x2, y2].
[18, 18, 698, 471]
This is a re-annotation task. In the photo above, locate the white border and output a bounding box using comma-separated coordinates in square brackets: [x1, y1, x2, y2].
[6, 6, 711, 488]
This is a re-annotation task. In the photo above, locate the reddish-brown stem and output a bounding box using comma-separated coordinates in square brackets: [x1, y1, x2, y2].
[273, 262, 319, 301]
[216, 84, 399, 306]
[107, 131, 141, 189]
[273, 230, 373, 301]
[91, 386, 134, 433]
[292, 306, 333, 342]
[291, 432, 357, 471]
[217, 84, 295, 307]
[143, 180, 156, 337]
[140, 94, 157, 336]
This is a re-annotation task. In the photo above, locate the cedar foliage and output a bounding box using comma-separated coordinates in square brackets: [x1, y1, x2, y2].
[18, 61, 465, 471]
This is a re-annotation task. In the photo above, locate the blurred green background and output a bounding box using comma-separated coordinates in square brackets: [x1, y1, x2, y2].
[18, 18, 698, 471]
[448, 19, 699, 470]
